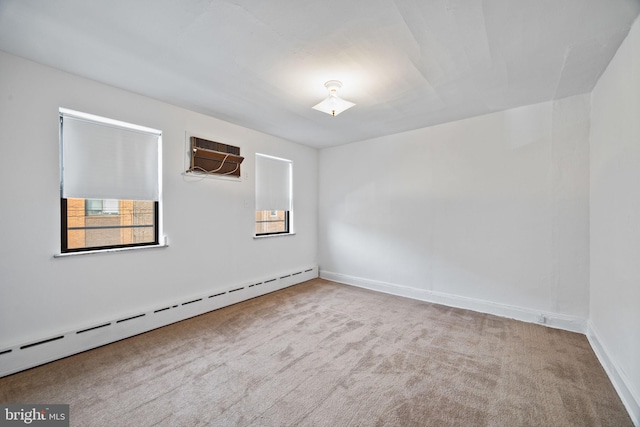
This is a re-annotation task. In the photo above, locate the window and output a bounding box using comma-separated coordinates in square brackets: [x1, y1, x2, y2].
[64, 199, 157, 251]
[59, 108, 162, 253]
[255, 154, 292, 236]
[255, 210, 289, 235]
[85, 199, 119, 215]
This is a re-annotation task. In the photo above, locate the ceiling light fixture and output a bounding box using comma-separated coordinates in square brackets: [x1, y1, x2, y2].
[312, 80, 355, 116]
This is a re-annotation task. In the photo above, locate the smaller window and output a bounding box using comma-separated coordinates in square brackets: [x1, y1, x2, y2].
[255, 210, 289, 235]
[255, 154, 292, 236]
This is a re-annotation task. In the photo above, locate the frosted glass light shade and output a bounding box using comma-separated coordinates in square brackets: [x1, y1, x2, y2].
[312, 80, 355, 116]
[312, 95, 355, 116]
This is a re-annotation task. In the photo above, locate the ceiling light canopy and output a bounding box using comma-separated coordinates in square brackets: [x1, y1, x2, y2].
[312, 80, 355, 116]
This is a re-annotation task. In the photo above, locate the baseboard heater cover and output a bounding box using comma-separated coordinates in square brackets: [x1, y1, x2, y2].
[116, 314, 146, 323]
[0, 266, 318, 378]
[20, 336, 64, 350]
[76, 323, 111, 334]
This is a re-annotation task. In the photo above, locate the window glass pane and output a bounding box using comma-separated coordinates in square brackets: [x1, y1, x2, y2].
[85, 199, 103, 215]
[66, 198, 156, 250]
[255, 210, 288, 235]
[85, 199, 119, 215]
[103, 199, 119, 214]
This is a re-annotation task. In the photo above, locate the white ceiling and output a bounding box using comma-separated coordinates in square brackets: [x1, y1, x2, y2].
[1, 0, 638, 148]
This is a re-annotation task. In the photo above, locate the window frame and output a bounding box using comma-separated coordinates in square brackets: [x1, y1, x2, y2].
[61, 199, 159, 253]
[254, 153, 293, 238]
[255, 210, 290, 236]
[59, 108, 163, 254]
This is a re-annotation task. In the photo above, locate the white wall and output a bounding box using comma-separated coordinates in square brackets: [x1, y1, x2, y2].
[0, 51, 317, 349]
[319, 94, 590, 330]
[589, 16, 640, 424]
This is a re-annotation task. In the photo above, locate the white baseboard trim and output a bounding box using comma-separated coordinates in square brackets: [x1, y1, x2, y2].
[319, 270, 587, 334]
[587, 322, 640, 427]
[0, 266, 318, 378]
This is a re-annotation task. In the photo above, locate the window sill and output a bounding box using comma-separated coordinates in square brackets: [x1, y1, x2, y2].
[54, 243, 169, 258]
[181, 171, 242, 182]
[253, 232, 296, 239]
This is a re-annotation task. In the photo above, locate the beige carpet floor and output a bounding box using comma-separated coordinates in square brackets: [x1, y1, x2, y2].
[0, 279, 632, 426]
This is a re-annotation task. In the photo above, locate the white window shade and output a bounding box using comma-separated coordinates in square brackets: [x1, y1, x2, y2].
[61, 111, 160, 201]
[255, 154, 292, 211]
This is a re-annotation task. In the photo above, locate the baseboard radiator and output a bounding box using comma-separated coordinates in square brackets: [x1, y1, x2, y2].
[0, 266, 318, 378]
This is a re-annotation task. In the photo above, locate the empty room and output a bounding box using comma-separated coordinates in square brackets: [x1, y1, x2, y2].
[1, 1, 639, 425]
